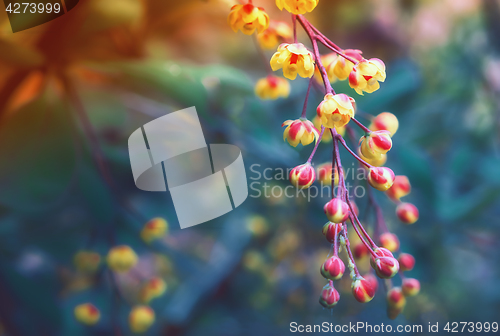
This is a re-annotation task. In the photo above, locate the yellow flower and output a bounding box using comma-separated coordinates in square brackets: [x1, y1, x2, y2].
[257, 20, 292, 50]
[282, 118, 319, 147]
[349, 58, 386, 95]
[316, 93, 355, 128]
[74, 303, 100, 326]
[314, 53, 338, 84]
[270, 43, 315, 80]
[139, 277, 167, 303]
[73, 251, 101, 274]
[129, 306, 155, 333]
[255, 76, 290, 100]
[106, 245, 138, 272]
[331, 49, 363, 80]
[276, 0, 319, 15]
[228, 3, 269, 35]
[140, 217, 168, 243]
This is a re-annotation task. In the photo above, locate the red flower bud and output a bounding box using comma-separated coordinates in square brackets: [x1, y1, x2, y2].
[322, 222, 342, 243]
[289, 163, 316, 189]
[324, 198, 350, 223]
[367, 167, 395, 191]
[352, 277, 375, 303]
[319, 282, 340, 308]
[396, 202, 419, 224]
[363, 273, 379, 293]
[386, 175, 411, 201]
[353, 243, 370, 259]
[379, 232, 400, 252]
[320, 256, 345, 280]
[387, 287, 406, 309]
[402, 278, 420, 297]
[370, 248, 399, 279]
[359, 130, 392, 159]
[398, 253, 415, 271]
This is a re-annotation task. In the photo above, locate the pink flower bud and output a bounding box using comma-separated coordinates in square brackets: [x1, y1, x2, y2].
[363, 273, 379, 293]
[396, 202, 419, 224]
[353, 243, 370, 259]
[319, 282, 340, 308]
[282, 119, 319, 147]
[367, 167, 395, 191]
[320, 256, 345, 280]
[370, 247, 399, 279]
[398, 253, 415, 271]
[387, 287, 406, 309]
[402, 278, 420, 297]
[386, 175, 411, 201]
[289, 163, 316, 189]
[379, 232, 400, 252]
[324, 198, 350, 223]
[359, 130, 392, 159]
[369, 112, 399, 136]
[322, 222, 342, 243]
[352, 277, 375, 303]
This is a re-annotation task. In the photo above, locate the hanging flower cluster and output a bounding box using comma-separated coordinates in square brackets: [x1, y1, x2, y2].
[71, 217, 169, 332]
[228, 0, 421, 318]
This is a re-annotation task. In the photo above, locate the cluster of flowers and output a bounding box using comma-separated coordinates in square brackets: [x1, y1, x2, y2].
[229, 0, 420, 318]
[72, 218, 168, 332]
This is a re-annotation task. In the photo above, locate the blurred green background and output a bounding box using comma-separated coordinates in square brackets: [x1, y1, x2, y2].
[0, 0, 499, 335]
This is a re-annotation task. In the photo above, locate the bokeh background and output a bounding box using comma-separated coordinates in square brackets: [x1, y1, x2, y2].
[0, 0, 499, 335]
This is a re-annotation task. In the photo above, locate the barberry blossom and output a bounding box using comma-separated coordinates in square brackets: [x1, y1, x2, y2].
[321, 256, 345, 280]
[324, 198, 350, 223]
[140, 217, 168, 243]
[228, 4, 270, 35]
[282, 118, 319, 147]
[289, 163, 316, 189]
[317, 163, 340, 186]
[369, 112, 399, 136]
[270, 43, 315, 80]
[129, 306, 155, 333]
[386, 175, 411, 201]
[255, 75, 290, 100]
[367, 167, 395, 191]
[140, 277, 167, 303]
[316, 93, 355, 129]
[387, 287, 406, 309]
[74, 303, 100, 326]
[332, 49, 363, 80]
[370, 248, 399, 279]
[257, 20, 292, 49]
[322, 222, 342, 243]
[396, 202, 419, 224]
[352, 277, 375, 303]
[379, 232, 400, 252]
[402, 278, 421, 297]
[359, 130, 392, 159]
[349, 58, 386, 95]
[276, 0, 319, 15]
[398, 253, 416, 271]
[319, 281, 340, 308]
[106, 245, 138, 273]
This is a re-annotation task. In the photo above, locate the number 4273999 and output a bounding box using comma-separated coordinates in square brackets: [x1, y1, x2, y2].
[5, 2, 61, 14]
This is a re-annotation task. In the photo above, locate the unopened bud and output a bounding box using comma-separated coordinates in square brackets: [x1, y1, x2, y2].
[74, 303, 100, 326]
[107, 245, 138, 273]
[370, 247, 399, 279]
[402, 278, 420, 297]
[320, 256, 345, 280]
[324, 198, 350, 223]
[359, 130, 392, 159]
[379, 232, 400, 252]
[386, 175, 411, 201]
[396, 202, 419, 224]
[398, 253, 415, 271]
[367, 167, 395, 191]
[129, 306, 155, 333]
[387, 287, 406, 309]
[319, 281, 340, 308]
[353, 243, 370, 259]
[322, 222, 342, 243]
[369, 112, 399, 136]
[289, 163, 316, 189]
[351, 277, 375, 303]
